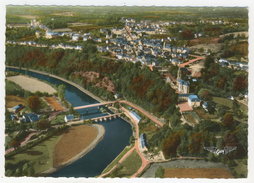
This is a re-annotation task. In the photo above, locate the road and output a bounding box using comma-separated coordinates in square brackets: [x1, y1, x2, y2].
[119, 100, 164, 127]
[180, 54, 205, 67]
[99, 106, 151, 178]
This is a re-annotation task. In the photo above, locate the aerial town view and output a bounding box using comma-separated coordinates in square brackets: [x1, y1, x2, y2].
[4, 5, 249, 179]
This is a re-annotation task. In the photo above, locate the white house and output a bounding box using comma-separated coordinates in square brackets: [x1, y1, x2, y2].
[72, 34, 80, 41]
[64, 114, 74, 122]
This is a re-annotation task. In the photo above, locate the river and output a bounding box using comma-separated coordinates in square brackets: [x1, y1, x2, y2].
[6, 67, 133, 177]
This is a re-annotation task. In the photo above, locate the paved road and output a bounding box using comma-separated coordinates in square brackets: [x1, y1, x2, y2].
[119, 100, 164, 127]
[121, 107, 151, 178]
[180, 55, 205, 67]
[99, 106, 151, 178]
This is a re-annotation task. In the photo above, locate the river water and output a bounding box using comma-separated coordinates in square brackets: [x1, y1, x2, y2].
[6, 67, 133, 177]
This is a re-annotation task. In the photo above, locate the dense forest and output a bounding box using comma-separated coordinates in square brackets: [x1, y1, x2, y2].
[5, 44, 178, 120]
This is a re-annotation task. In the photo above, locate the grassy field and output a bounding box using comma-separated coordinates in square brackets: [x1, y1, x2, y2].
[194, 108, 210, 120]
[5, 95, 26, 108]
[68, 25, 100, 31]
[50, 114, 65, 125]
[106, 150, 142, 178]
[213, 97, 248, 114]
[53, 125, 98, 167]
[5, 134, 62, 175]
[230, 158, 248, 178]
[164, 168, 234, 178]
[101, 143, 135, 174]
[184, 114, 196, 124]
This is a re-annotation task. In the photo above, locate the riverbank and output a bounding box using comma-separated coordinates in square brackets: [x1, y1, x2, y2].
[36, 123, 105, 177]
[6, 66, 105, 103]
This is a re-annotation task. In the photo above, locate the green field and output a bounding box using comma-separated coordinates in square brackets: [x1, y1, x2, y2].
[212, 97, 248, 123]
[101, 144, 134, 175]
[230, 158, 248, 178]
[105, 150, 142, 178]
[5, 134, 62, 175]
[213, 97, 248, 114]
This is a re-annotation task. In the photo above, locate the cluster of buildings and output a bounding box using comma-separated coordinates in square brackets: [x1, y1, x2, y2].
[216, 58, 248, 72]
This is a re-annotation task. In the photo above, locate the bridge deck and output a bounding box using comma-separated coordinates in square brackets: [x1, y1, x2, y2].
[90, 113, 122, 121]
[74, 101, 115, 110]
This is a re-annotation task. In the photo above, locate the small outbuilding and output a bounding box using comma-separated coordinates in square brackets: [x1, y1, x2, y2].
[65, 114, 74, 122]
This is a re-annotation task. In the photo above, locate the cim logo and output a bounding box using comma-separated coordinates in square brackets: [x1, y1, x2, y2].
[204, 146, 237, 155]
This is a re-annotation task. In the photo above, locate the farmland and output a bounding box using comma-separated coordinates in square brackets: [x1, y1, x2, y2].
[5, 95, 26, 108]
[44, 97, 63, 111]
[164, 168, 234, 178]
[141, 159, 232, 178]
[53, 125, 98, 167]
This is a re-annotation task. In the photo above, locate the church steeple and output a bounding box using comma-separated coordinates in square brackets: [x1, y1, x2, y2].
[177, 61, 181, 80]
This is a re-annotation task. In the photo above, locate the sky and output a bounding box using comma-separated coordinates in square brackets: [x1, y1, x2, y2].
[0, 0, 253, 183]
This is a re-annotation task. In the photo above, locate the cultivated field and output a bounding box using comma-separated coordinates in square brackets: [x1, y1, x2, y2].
[14, 14, 39, 19]
[6, 75, 57, 94]
[141, 159, 232, 178]
[44, 97, 63, 111]
[52, 28, 73, 32]
[164, 168, 234, 178]
[53, 125, 98, 167]
[5, 95, 26, 108]
[220, 31, 248, 38]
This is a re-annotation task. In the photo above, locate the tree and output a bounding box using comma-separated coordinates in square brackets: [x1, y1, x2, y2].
[155, 166, 164, 178]
[36, 119, 50, 130]
[10, 140, 21, 150]
[58, 84, 66, 99]
[27, 95, 41, 112]
[180, 30, 193, 39]
[129, 135, 135, 144]
[188, 133, 203, 155]
[114, 102, 120, 109]
[199, 47, 205, 53]
[233, 76, 247, 92]
[163, 132, 181, 158]
[232, 100, 240, 113]
[223, 113, 234, 129]
[198, 89, 212, 101]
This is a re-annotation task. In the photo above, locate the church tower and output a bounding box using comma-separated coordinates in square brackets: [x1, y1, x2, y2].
[177, 61, 181, 80]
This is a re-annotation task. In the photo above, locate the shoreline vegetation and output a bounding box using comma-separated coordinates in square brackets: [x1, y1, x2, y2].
[6, 66, 105, 103]
[36, 124, 105, 177]
[5, 66, 109, 176]
[5, 66, 133, 177]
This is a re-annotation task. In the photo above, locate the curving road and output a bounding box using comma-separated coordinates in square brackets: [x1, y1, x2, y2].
[119, 100, 164, 128]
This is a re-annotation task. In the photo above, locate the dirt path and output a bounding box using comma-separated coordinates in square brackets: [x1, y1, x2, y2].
[5, 132, 37, 154]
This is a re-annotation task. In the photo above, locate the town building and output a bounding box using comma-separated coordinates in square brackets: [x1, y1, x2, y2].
[65, 114, 74, 122]
[140, 133, 148, 152]
[22, 113, 40, 123]
[188, 95, 201, 108]
[130, 110, 142, 123]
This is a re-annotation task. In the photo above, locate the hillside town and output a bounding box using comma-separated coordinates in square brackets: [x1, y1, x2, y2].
[5, 6, 248, 179]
